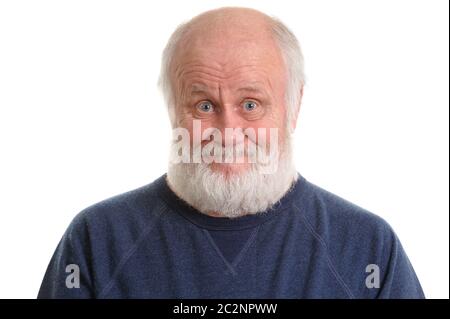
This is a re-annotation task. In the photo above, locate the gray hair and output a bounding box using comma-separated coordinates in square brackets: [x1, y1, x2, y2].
[158, 11, 305, 133]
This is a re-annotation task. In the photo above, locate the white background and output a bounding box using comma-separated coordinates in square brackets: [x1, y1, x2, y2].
[0, 0, 448, 298]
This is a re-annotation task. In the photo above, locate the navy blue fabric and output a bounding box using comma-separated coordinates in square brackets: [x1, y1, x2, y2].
[38, 173, 425, 298]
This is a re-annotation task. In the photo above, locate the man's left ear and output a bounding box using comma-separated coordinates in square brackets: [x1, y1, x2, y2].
[289, 85, 304, 132]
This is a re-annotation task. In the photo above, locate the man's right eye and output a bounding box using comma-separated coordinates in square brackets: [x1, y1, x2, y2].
[196, 101, 215, 113]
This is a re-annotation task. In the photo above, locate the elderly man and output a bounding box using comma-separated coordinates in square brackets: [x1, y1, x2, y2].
[38, 7, 424, 299]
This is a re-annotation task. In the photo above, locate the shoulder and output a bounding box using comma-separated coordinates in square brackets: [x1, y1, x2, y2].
[294, 176, 401, 297]
[66, 175, 168, 245]
[295, 176, 396, 247]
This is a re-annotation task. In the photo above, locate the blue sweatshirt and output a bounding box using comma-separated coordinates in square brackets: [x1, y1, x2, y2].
[38, 173, 425, 298]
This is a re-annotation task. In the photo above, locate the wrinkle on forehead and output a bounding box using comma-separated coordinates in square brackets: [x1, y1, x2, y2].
[174, 62, 276, 84]
[173, 37, 283, 71]
[172, 45, 286, 98]
[175, 63, 280, 103]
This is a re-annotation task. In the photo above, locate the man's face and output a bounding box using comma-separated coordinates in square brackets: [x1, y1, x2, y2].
[171, 25, 288, 176]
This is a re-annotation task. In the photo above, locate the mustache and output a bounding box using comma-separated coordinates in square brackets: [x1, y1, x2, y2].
[169, 122, 280, 166]
[169, 132, 281, 172]
[194, 141, 260, 156]
[191, 139, 278, 164]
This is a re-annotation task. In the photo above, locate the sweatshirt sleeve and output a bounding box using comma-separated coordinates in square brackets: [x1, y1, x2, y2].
[37, 212, 95, 298]
[376, 231, 425, 299]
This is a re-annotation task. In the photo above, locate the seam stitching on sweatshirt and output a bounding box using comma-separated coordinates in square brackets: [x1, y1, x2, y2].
[97, 206, 167, 298]
[203, 229, 237, 276]
[293, 203, 355, 299]
[231, 226, 259, 269]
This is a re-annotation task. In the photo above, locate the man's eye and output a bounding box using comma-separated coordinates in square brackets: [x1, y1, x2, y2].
[196, 101, 214, 113]
[243, 100, 258, 111]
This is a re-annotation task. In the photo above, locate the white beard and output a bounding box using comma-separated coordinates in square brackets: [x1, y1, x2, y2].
[167, 134, 298, 218]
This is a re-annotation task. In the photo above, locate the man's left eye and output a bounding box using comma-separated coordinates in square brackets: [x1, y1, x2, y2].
[243, 101, 258, 111]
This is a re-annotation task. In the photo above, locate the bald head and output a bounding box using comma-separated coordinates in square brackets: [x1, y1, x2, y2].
[171, 8, 283, 84]
[178, 7, 274, 45]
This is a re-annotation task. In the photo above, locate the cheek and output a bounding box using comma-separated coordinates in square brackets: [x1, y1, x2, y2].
[256, 108, 285, 133]
[246, 123, 279, 148]
[263, 95, 287, 128]
[250, 109, 287, 148]
[176, 118, 215, 147]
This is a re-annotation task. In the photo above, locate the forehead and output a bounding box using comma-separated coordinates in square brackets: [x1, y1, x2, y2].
[172, 40, 286, 91]
[185, 81, 272, 99]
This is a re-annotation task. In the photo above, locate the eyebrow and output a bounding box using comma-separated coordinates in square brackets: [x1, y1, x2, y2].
[236, 82, 271, 99]
[237, 85, 266, 94]
[188, 83, 211, 94]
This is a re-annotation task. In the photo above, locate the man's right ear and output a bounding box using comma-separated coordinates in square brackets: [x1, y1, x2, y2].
[289, 85, 304, 133]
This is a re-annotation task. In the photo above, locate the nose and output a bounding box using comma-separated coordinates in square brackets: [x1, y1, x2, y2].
[215, 104, 245, 146]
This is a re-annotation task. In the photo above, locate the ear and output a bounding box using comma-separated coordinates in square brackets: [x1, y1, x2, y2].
[289, 85, 304, 132]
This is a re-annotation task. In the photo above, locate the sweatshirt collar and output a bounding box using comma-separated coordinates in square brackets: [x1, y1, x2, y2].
[155, 172, 305, 231]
